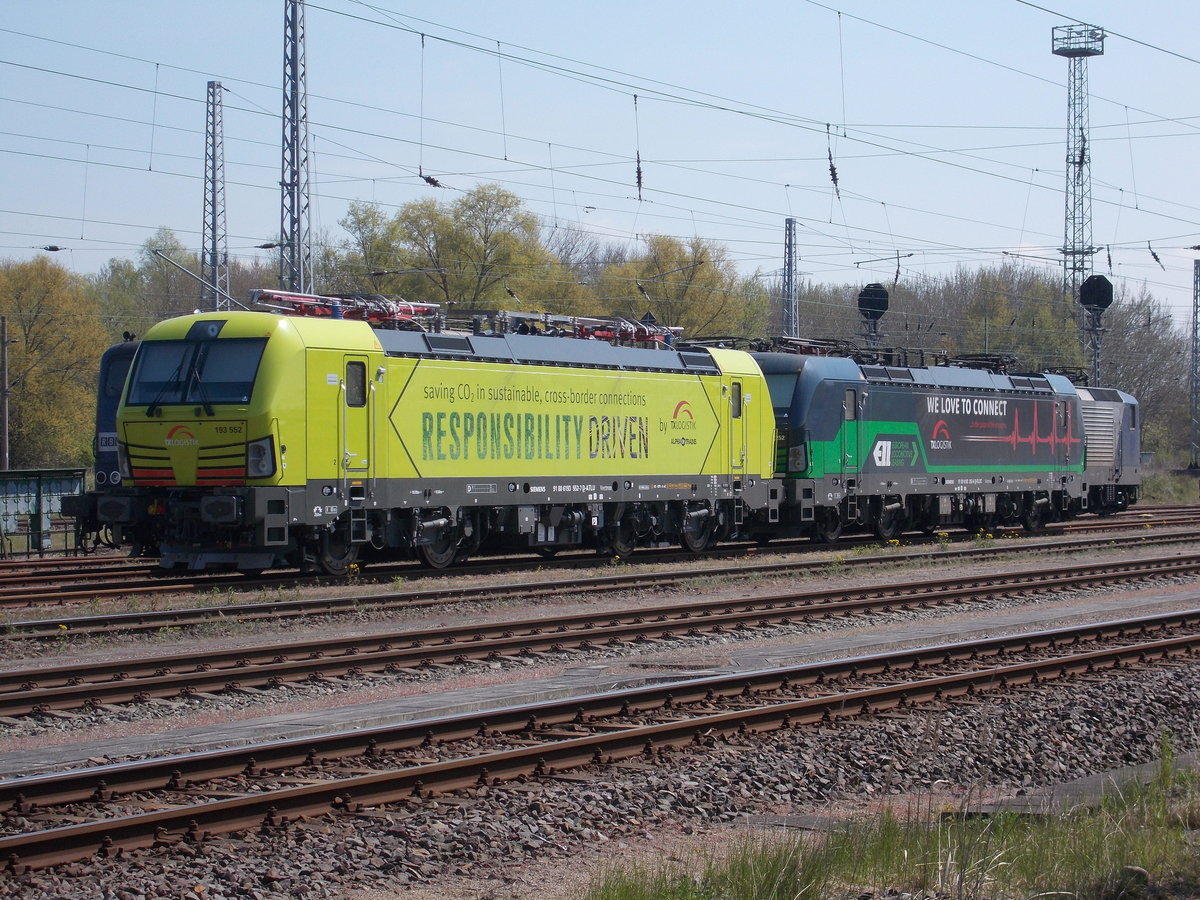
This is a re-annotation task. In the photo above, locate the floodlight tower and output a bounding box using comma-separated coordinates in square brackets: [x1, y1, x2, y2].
[781, 218, 798, 338]
[201, 81, 230, 311]
[279, 0, 312, 293]
[1052, 24, 1104, 304]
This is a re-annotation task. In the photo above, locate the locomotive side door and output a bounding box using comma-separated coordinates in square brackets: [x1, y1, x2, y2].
[841, 388, 860, 475]
[341, 355, 371, 480]
[729, 380, 747, 476]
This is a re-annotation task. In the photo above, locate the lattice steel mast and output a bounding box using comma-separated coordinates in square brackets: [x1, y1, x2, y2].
[1052, 24, 1104, 303]
[781, 217, 798, 338]
[1192, 260, 1200, 468]
[279, 0, 312, 293]
[201, 81, 230, 311]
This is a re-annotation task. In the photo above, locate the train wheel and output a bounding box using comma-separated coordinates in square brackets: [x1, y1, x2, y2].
[317, 524, 360, 576]
[1021, 502, 1046, 533]
[597, 503, 636, 558]
[813, 507, 843, 544]
[873, 503, 906, 541]
[680, 502, 716, 553]
[608, 519, 637, 557]
[419, 532, 460, 569]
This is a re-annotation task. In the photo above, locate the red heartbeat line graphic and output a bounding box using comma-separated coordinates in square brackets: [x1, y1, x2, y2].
[960, 404, 1081, 453]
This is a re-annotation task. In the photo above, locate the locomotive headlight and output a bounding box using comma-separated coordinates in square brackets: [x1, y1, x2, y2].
[117, 443, 132, 480]
[788, 445, 807, 472]
[246, 436, 277, 478]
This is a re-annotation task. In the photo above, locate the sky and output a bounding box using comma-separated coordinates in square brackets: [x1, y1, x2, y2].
[2, 0, 1199, 327]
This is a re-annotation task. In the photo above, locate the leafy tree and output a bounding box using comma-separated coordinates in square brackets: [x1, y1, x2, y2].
[86, 227, 198, 337]
[330, 186, 566, 312]
[1100, 284, 1188, 464]
[87, 257, 143, 341]
[0, 258, 109, 467]
[137, 227, 200, 323]
[594, 234, 771, 338]
[226, 256, 276, 309]
[324, 204, 405, 294]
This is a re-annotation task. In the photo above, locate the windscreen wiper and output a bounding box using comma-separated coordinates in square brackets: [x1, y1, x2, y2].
[189, 366, 215, 417]
[146, 356, 189, 418]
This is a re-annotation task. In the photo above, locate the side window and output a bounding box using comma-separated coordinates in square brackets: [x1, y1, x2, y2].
[844, 389, 857, 421]
[346, 361, 366, 408]
[731, 382, 742, 419]
[105, 357, 133, 399]
[1129, 405, 1137, 429]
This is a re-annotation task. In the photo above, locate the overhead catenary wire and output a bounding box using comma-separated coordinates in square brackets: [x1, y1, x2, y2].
[4, 26, 1195, 230]
[2, 6, 1198, 320]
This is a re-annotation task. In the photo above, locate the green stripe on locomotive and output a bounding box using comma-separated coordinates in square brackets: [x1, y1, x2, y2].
[802, 420, 1085, 478]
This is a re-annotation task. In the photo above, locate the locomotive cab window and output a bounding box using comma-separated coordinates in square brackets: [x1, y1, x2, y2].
[731, 382, 742, 418]
[104, 356, 134, 399]
[844, 389, 857, 421]
[126, 337, 268, 406]
[346, 361, 367, 407]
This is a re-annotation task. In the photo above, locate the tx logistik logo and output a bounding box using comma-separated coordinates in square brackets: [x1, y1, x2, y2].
[930, 420, 952, 451]
[667, 398, 698, 446]
[669, 400, 697, 432]
[164, 424, 200, 447]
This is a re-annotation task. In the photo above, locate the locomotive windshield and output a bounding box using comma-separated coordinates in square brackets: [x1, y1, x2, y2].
[763, 373, 798, 410]
[103, 353, 134, 399]
[125, 338, 268, 409]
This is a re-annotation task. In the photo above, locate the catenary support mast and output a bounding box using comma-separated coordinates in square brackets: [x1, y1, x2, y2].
[279, 0, 312, 293]
[1192, 259, 1200, 468]
[782, 218, 798, 338]
[201, 81, 229, 311]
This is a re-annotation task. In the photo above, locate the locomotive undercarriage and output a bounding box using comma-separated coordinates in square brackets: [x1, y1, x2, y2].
[134, 494, 742, 575]
[112, 477, 1087, 576]
[357, 497, 734, 570]
[752, 485, 1072, 548]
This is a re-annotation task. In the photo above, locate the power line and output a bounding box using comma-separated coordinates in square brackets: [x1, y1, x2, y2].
[3, 5, 1199, 315]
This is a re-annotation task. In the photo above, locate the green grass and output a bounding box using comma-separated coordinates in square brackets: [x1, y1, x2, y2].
[585, 756, 1200, 900]
[1140, 472, 1200, 505]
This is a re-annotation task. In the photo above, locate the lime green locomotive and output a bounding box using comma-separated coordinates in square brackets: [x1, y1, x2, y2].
[98, 298, 777, 573]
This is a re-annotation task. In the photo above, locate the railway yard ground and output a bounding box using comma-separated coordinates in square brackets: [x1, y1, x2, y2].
[2, 512, 1200, 898]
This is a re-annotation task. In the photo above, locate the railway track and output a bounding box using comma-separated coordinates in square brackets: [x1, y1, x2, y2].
[2, 525, 1196, 642]
[3, 549, 1198, 718]
[2, 608, 1197, 872]
[0, 507, 1193, 610]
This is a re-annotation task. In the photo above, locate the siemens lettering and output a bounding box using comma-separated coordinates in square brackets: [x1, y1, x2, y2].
[421, 412, 649, 461]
